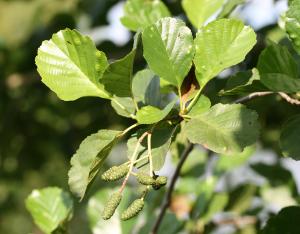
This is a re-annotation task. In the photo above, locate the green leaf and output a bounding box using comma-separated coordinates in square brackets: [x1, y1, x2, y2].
[36, 28, 110, 101]
[136, 100, 176, 124]
[188, 95, 211, 117]
[280, 115, 300, 160]
[257, 43, 300, 93]
[87, 188, 136, 234]
[68, 130, 121, 199]
[284, 0, 300, 54]
[121, 0, 170, 32]
[182, 0, 224, 28]
[183, 103, 259, 154]
[142, 17, 195, 87]
[220, 68, 267, 95]
[25, 187, 73, 234]
[194, 19, 256, 87]
[262, 206, 300, 234]
[218, 0, 245, 19]
[127, 122, 176, 171]
[132, 69, 161, 107]
[101, 50, 136, 98]
[111, 97, 136, 118]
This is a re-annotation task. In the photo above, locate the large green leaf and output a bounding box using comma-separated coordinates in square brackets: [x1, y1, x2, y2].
[68, 130, 121, 199]
[280, 115, 300, 160]
[132, 69, 161, 107]
[284, 0, 300, 54]
[182, 0, 224, 28]
[127, 123, 176, 171]
[183, 104, 259, 154]
[121, 0, 170, 31]
[262, 206, 300, 234]
[25, 187, 73, 234]
[257, 43, 300, 93]
[194, 19, 256, 87]
[136, 100, 176, 124]
[142, 17, 195, 87]
[36, 29, 109, 101]
[220, 68, 267, 95]
[87, 188, 136, 234]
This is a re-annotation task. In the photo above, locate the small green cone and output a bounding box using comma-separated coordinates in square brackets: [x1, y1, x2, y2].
[121, 199, 144, 221]
[101, 164, 129, 181]
[152, 176, 167, 190]
[136, 172, 155, 185]
[102, 192, 122, 220]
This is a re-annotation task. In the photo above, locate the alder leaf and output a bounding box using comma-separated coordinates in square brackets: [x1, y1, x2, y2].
[127, 123, 176, 172]
[188, 95, 211, 117]
[142, 17, 195, 87]
[68, 130, 121, 199]
[182, 0, 224, 28]
[25, 187, 73, 234]
[36, 28, 110, 101]
[194, 19, 256, 87]
[132, 69, 161, 107]
[183, 103, 259, 154]
[257, 43, 300, 93]
[280, 115, 300, 160]
[136, 100, 176, 124]
[121, 0, 170, 31]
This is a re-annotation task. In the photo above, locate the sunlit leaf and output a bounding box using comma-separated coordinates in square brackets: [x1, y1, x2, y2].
[121, 0, 170, 31]
[142, 17, 195, 87]
[36, 29, 110, 101]
[25, 187, 73, 234]
[182, 0, 224, 28]
[68, 130, 121, 199]
[194, 19, 256, 87]
[136, 100, 176, 124]
[184, 104, 259, 154]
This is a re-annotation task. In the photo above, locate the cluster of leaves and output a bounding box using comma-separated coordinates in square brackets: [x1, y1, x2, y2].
[24, 0, 300, 233]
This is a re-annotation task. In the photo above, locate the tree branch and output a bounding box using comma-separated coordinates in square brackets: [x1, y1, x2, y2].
[233, 91, 273, 104]
[278, 92, 300, 105]
[151, 143, 194, 234]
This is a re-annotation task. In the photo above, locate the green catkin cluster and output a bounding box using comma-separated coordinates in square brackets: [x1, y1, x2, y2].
[152, 176, 168, 190]
[121, 199, 145, 221]
[101, 164, 129, 181]
[102, 192, 122, 220]
[136, 172, 155, 185]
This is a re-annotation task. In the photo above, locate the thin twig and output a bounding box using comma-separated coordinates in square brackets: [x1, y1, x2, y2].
[151, 143, 194, 234]
[233, 91, 273, 104]
[278, 92, 300, 105]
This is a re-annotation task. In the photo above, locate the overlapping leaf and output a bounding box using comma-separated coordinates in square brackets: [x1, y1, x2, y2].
[136, 100, 176, 124]
[121, 0, 170, 31]
[36, 29, 109, 101]
[127, 123, 176, 171]
[194, 19, 256, 87]
[218, 0, 245, 19]
[280, 115, 300, 160]
[184, 104, 259, 154]
[142, 17, 195, 87]
[188, 95, 211, 117]
[25, 187, 73, 234]
[257, 43, 300, 93]
[68, 130, 121, 199]
[182, 0, 224, 28]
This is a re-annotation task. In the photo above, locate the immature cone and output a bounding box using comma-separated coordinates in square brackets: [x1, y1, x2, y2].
[136, 172, 155, 185]
[121, 199, 144, 221]
[101, 164, 129, 181]
[102, 192, 122, 220]
[152, 176, 168, 190]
